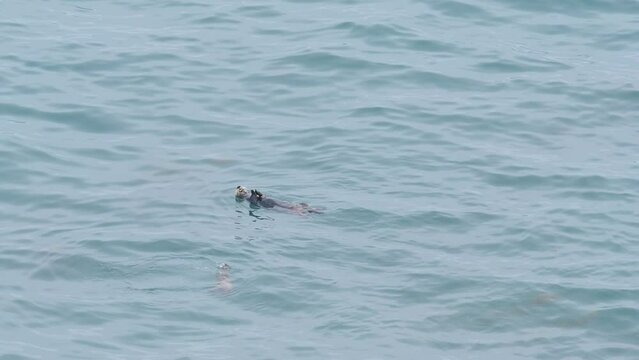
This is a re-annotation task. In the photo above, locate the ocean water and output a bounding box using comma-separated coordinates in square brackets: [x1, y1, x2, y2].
[1, 0, 638, 359]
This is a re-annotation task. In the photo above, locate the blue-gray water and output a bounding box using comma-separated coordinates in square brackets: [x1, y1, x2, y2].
[1, 0, 638, 359]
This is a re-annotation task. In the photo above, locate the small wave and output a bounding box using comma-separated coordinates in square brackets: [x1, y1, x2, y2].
[272, 51, 405, 72]
[30, 254, 123, 281]
[479, 171, 639, 190]
[475, 58, 571, 73]
[493, 0, 639, 16]
[0, 103, 129, 133]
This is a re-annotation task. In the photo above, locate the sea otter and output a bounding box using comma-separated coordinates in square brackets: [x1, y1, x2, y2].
[215, 263, 232, 292]
[234, 186, 322, 214]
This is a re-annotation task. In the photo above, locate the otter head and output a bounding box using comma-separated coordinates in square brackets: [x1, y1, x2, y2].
[235, 185, 249, 199]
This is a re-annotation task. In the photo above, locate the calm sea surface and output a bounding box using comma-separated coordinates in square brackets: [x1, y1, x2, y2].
[1, 0, 638, 359]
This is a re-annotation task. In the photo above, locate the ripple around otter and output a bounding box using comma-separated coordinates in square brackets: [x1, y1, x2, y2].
[1, 0, 639, 359]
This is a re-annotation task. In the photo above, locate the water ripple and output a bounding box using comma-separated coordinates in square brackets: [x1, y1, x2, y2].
[1, 0, 638, 359]
[0, 103, 128, 133]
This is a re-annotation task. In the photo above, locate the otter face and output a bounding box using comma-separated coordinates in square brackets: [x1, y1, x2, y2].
[235, 186, 249, 199]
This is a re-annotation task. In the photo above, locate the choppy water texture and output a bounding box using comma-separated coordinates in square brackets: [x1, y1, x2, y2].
[1, 0, 638, 359]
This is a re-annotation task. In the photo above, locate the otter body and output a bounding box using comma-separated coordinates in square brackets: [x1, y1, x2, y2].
[247, 189, 280, 208]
